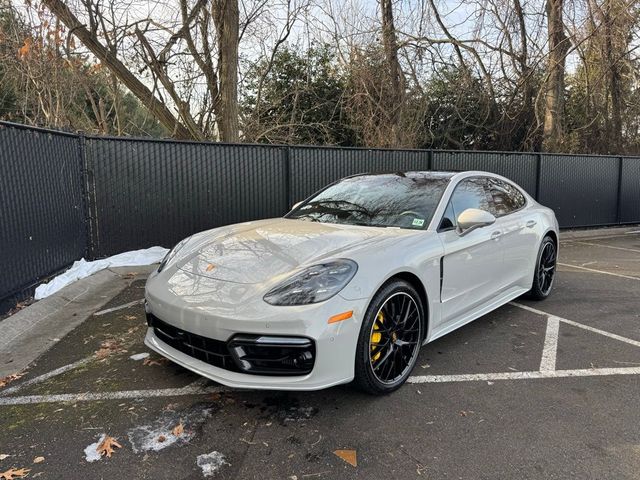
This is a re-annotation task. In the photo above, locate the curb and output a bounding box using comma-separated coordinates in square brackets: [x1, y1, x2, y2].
[560, 225, 640, 241]
[0, 266, 155, 378]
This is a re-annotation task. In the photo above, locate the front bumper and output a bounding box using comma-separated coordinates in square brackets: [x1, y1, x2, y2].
[144, 268, 367, 391]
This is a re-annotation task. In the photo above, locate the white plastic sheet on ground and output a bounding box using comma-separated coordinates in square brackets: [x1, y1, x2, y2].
[34, 246, 169, 300]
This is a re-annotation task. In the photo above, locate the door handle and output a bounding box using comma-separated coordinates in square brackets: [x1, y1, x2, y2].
[491, 230, 502, 239]
[526, 220, 537, 228]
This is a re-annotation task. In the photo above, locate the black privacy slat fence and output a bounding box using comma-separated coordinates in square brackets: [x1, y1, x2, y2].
[1, 120, 639, 307]
[0, 123, 87, 308]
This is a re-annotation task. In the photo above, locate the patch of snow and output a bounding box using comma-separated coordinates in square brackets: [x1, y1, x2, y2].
[128, 423, 188, 453]
[34, 246, 169, 300]
[127, 404, 213, 453]
[129, 352, 150, 361]
[197, 451, 229, 477]
[84, 434, 106, 462]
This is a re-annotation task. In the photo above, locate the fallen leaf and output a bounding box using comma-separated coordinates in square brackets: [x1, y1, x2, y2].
[157, 435, 166, 443]
[172, 423, 184, 437]
[95, 339, 120, 360]
[0, 455, 8, 460]
[123, 272, 137, 279]
[33, 456, 44, 464]
[124, 315, 137, 321]
[0, 373, 24, 388]
[333, 449, 357, 467]
[0, 467, 31, 479]
[143, 357, 168, 366]
[96, 436, 122, 458]
[459, 411, 467, 417]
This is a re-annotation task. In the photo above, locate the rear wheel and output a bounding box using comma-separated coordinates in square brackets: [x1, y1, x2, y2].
[527, 236, 557, 300]
[354, 280, 424, 395]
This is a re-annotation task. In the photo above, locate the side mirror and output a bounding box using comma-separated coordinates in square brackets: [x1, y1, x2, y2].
[291, 201, 303, 211]
[456, 208, 495, 236]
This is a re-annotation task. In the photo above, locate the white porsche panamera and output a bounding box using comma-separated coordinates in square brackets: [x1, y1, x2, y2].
[144, 170, 559, 394]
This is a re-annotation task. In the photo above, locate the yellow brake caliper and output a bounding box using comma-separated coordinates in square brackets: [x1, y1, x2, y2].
[371, 312, 384, 362]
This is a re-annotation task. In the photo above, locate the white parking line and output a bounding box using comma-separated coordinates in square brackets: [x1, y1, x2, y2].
[539, 317, 560, 372]
[0, 356, 93, 397]
[93, 299, 145, 316]
[511, 301, 640, 348]
[573, 241, 640, 254]
[558, 262, 640, 280]
[0, 384, 226, 406]
[407, 366, 640, 384]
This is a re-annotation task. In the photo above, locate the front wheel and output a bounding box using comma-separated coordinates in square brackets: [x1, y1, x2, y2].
[353, 280, 424, 395]
[527, 235, 557, 300]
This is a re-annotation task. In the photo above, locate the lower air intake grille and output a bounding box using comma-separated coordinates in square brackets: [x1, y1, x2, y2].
[147, 313, 239, 372]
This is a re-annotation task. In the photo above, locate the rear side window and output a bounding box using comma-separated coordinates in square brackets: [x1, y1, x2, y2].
[439, 178, 491, 230]
[487, 178, 526, 216]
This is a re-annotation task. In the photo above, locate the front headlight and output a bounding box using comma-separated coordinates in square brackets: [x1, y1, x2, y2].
[157, 236, 191, 272]
[263, 259, 358, 306]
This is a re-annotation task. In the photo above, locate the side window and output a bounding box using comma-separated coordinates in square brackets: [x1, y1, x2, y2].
[487, 179, 526, 216]
[439, 202, 456, 230]
[439, 178, 491, 230]
[450, 178, 491, 216]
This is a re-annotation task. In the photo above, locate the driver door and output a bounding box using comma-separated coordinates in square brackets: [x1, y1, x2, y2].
[437, 178, 505, 326]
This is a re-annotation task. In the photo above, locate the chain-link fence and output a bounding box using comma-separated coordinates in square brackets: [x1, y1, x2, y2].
[2, 120, 639, 308]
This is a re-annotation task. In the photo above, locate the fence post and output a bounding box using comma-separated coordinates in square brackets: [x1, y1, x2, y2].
[79, 134, 98, 259]
[535, 152, 542, 201]
[77, 132, 90, 259]
[284, 146, 291, 210]
[616, 156, 624, 224]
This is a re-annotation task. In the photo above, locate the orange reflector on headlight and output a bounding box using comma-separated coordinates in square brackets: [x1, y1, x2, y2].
[328, 310, 353, 324]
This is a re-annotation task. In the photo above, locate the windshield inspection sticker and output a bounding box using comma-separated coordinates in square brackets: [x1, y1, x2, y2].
[412, 218, 425, 227]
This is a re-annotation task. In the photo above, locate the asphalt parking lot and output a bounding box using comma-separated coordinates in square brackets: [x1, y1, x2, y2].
[1, 229, 639, 479]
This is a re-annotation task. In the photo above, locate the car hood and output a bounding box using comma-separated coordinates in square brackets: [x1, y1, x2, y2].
[175, 218, 406, 285]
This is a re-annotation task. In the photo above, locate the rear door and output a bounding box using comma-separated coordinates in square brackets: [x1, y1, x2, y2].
[437, 178, 505, 325]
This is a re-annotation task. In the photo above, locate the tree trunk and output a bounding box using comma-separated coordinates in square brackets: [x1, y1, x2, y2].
[212, 0, 240, 142]
[380, 0, 404, 145]
[542, 0, 570, 152]
[41, 0, 192, 139]
[604, 2, 623, 150]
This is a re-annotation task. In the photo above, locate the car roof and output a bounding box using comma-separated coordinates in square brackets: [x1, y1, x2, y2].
[348, 170, 503, 181]
[348, 171, 458, 180]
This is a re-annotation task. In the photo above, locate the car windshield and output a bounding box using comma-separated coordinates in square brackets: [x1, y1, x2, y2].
[286, 172, 451, 229]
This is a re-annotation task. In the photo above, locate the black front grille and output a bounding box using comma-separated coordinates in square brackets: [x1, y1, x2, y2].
[147, 313, 239, 372]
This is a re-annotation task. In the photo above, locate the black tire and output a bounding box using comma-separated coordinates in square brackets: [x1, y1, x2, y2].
[354, 279, 424, 395]
[527, 235, 557, 300]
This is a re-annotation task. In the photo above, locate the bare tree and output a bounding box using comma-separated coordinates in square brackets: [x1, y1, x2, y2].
[380, 0, 404, 144]
[40, 0, 244, 141]
[212, 0, 239, 141]
[542, 0, 571, 151]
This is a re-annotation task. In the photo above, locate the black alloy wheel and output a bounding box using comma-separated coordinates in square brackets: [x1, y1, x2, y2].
[354, 280, 424, 394]
[527, 235, 557, 300]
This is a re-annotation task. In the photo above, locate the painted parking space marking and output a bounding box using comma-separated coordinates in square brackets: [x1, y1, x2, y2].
[511, 302, 640, 348]
[409, 302, 640, 384]
[2, 299, 640, 405]
[0, 383, 226, 406]
[558, 262, 640, 280]
[93, 298, 145, 316]
[539, 316, 560, 372]
[0, 356, 94, 397]
[407, 366, 640, 384]
[572, 241, 640, 254]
